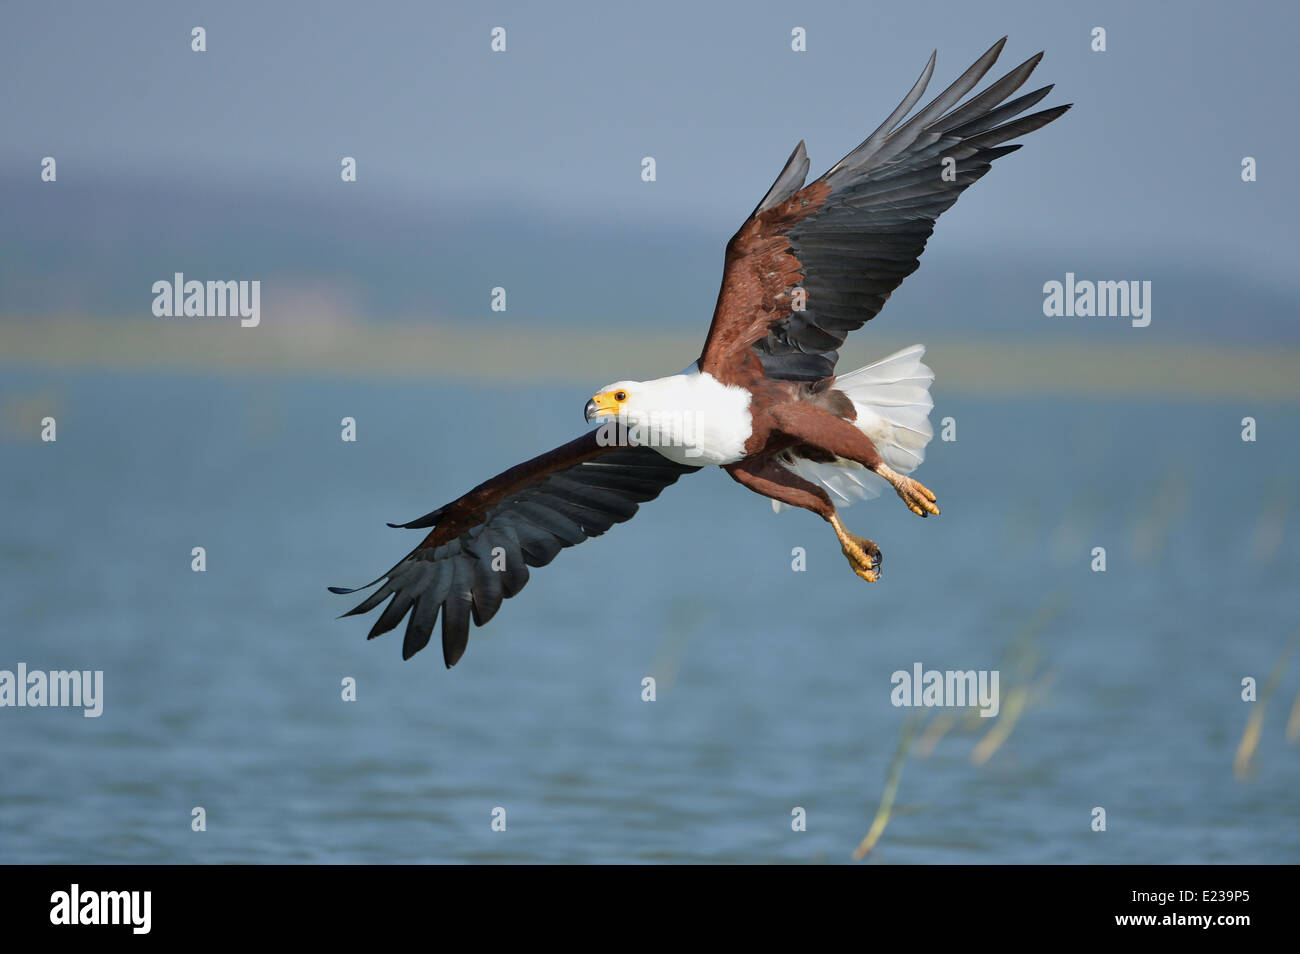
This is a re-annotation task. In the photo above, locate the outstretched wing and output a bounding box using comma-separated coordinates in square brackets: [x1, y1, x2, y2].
[699, 37, 1070, 384]
[331, 433, 698, 668]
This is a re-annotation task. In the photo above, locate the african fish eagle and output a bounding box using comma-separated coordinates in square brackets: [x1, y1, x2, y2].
[332, 38, 1069, 668]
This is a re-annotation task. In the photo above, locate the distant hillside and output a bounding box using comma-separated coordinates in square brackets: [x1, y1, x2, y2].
[3, 174, 1296, 345]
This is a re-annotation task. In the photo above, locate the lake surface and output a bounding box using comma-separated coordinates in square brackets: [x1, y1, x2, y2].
[1, 368, 1297, 863]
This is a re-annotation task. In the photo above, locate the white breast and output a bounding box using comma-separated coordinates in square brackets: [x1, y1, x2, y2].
[629, 368, 753, 467]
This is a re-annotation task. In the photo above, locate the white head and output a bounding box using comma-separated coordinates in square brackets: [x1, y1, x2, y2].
[584, 378, 652, 428]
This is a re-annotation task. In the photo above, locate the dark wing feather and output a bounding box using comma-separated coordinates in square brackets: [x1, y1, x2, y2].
[698, 38, 1070, 383]
[330, 432, 698, 668]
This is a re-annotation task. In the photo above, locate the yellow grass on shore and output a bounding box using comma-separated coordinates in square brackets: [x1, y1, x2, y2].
[2, 317, 1298, 400]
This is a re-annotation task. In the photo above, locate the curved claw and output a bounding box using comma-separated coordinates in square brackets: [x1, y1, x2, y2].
[899, 476, 940, 518]
[830, 514, 883, 583]
[874, 463, 940, 519]
[849, 538, 883, 582]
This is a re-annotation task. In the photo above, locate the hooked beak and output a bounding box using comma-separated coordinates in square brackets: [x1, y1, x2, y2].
[584, 393, 621, 423]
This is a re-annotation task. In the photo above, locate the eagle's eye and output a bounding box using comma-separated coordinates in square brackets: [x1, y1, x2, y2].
[614, 390, 628, 402]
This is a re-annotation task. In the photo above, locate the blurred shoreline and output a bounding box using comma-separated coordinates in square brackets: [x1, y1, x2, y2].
[2, 317, 1297, 400]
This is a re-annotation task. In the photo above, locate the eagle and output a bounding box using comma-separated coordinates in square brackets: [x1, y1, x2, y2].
[332, 38, 1069, 668]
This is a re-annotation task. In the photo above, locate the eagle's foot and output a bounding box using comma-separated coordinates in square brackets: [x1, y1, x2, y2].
[830, 514, 882, 582]
[876, 463, 940, 518]
[896, 476, 939, 517]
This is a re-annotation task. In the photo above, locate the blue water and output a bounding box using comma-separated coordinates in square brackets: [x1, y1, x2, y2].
[1, 369, 1297, 863]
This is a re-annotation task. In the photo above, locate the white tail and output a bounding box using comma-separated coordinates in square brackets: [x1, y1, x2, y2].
[772, 344, 935, 512]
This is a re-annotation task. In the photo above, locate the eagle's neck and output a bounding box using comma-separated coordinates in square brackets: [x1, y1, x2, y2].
[625, 370, 753, 467]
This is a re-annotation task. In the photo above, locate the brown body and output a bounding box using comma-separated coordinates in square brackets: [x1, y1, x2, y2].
[729, 375, 880, 516]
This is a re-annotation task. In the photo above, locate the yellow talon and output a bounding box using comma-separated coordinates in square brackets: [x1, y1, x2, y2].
[830, 514, 882, 583]
[877, 464, 940, 518]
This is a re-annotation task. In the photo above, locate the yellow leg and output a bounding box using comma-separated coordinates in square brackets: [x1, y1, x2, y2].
[875, 463, 940, 518]
[830, 513, 882, 583]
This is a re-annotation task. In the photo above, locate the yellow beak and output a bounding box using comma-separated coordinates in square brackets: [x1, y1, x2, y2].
[584, 392, 622, 423]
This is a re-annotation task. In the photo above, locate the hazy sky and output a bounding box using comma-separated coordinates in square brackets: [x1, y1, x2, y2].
[4, 0, 1298, 289]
